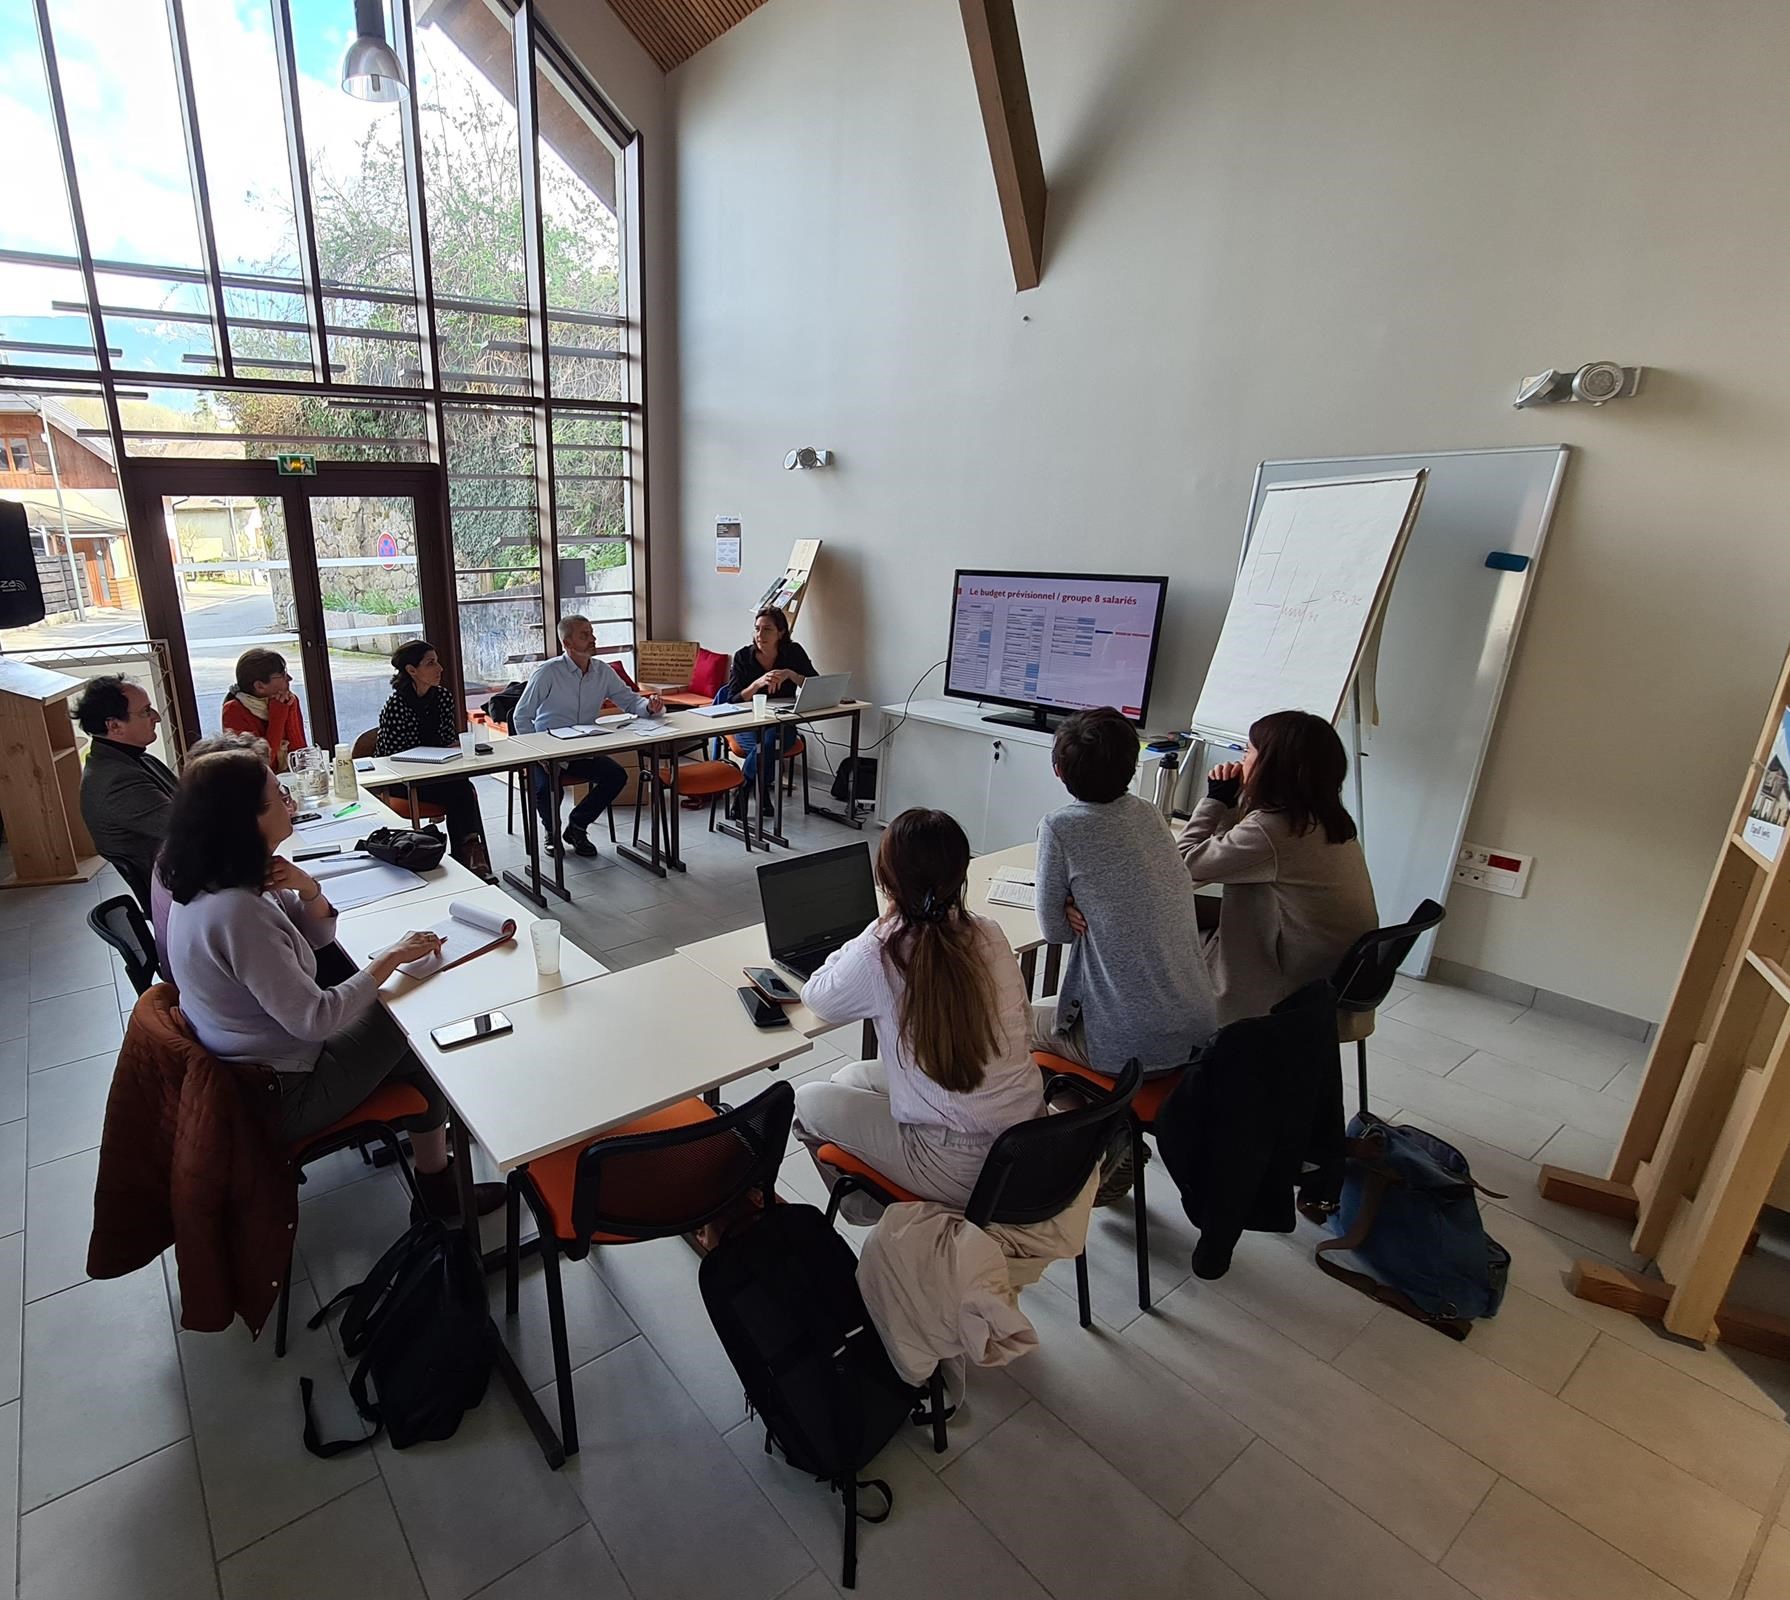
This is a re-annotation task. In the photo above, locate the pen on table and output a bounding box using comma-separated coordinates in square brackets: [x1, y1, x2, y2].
[332, 802, 363, 818]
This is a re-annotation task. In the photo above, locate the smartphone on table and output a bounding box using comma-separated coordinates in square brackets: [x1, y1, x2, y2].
[737, 987, 792, 1029]
[743, 966, 799, 1005]
[431, 1010, 513, 1050]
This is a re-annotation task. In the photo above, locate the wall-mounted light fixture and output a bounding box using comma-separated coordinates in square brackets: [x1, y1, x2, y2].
[783, 448, 833, 470]
[1513, 362, 1644, 408]
[342, 0, 408, 103]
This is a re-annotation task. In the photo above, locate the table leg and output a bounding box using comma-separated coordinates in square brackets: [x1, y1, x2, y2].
[447, 1109, 564, 1469]
[665, 750, 687, 871]
[501, 761, 549, 910]
[548, 761, 570, 902]
[806, 710, 865, 829]
[616, 745, 671, 878]
[1020, 948, 1038, 998]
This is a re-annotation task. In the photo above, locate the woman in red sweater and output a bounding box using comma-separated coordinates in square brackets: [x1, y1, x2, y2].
[221, 647, 308, 770]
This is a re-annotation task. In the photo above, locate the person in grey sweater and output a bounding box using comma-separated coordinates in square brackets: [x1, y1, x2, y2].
[1030, 708, 1217, 1074]
[156, 750, 501, 1220]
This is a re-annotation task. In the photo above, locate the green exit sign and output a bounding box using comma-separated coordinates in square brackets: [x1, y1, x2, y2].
[276, 452, 317, 476]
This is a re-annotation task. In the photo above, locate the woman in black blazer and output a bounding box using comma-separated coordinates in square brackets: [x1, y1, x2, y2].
[375, 640, 491, 878]
[723, 606, 816, 817]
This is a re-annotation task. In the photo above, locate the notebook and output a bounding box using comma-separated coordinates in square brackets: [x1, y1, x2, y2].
[389, 746, 462, 764]
[689, 703, 751, 719]
[306, 854, 425, 910]
[398, 899, 519, 978]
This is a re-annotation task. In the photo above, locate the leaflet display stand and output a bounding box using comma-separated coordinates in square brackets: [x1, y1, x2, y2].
[754, 539, 821, 632]
[0, 659, 103, 888]
[1539, 642, 1790, 1358]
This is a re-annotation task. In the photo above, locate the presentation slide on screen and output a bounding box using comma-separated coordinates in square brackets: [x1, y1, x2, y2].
[947, 575, 1162, 716]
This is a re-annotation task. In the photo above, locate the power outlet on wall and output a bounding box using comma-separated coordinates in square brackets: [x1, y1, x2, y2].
[1453, 842, 1532, 897]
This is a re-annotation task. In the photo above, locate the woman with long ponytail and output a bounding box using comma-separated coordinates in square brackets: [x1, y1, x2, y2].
[794, 809, 1044, 1223]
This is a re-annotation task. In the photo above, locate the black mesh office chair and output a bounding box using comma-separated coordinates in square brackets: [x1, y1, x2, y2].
[1330, 899, 1447, 1115]
[87, 894, 158, 996]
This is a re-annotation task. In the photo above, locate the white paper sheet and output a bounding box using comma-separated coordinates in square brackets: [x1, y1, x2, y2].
[399, 897, 518, 977]
[548, 724, 610, 740]
[985, 867, 1036, 909]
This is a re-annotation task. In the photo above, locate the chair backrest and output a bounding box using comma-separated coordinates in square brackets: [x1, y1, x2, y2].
[88, 894, 158, 995]
[965, 1060, 1143, 1227]
[106, 854, 154, 919]
[1331, 899, 1447, 1014]
[351, 727, 378, 760]
[571, 1080, 795, 1243]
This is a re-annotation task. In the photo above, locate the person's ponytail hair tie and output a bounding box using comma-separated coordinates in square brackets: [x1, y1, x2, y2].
[915, 888, 952, 925]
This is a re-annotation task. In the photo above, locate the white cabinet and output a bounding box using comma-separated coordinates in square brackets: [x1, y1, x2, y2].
[877, 698, 1064, 853]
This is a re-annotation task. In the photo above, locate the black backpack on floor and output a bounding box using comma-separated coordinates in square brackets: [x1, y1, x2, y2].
[699, 1203, 915, 1589]
[299, 1219, 491, 1454]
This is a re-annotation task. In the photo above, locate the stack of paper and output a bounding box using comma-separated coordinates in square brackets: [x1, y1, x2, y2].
[308, 853, 425, 910]
[985, 867, 1036, 909]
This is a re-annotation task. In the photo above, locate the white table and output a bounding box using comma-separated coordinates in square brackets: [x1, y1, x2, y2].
[337, 884, 606, 1035]
[409, 956, 813, 1171]
[356, 699, 872, 909]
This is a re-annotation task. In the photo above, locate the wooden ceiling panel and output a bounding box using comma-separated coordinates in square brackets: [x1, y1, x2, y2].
[605, 0, 771, 72]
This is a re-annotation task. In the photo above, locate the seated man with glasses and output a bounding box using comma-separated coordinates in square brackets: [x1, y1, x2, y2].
[75, 674, 176, 913]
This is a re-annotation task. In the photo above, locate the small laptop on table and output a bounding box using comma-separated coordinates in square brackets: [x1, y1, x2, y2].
[783, 672, 851, 716]
[757, 841, 879, 980]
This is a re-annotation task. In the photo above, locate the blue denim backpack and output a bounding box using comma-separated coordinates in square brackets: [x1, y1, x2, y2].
[1317, 1113, 1511, 1338]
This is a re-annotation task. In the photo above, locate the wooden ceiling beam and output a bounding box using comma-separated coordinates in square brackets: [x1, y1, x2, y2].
[958, 0, 1047, 292]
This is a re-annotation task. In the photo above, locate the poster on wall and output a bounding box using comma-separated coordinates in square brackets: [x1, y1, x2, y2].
[715, 518, 741, 574]
[1743, 708, 1790, 862]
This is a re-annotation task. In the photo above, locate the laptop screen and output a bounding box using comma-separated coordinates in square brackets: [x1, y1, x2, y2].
[758, 842, 879, 960]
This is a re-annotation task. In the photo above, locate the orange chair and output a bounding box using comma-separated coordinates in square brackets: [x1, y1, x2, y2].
[1030, 1052, 1183, 1312]
[351, 728, 447, 826]
[724, 730, 810, 811]
[504, 1081, 795, 1455]
[273, 1078, 429, 1356]
[633, 752, 748, 858]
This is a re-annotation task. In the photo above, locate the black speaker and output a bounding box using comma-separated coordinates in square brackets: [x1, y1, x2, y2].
[0, 500, 46, 630]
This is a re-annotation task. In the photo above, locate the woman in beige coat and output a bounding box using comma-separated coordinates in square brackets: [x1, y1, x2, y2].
[1177, 710, 1377, 1024]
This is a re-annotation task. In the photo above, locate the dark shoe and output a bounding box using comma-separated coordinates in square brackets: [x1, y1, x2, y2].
[562, 825, 599, 858]
[1093, 1124, 1137, 1207]
[415, 1165, 507, 1222]
[462, 834, 495, 883]
[541, 819, 563, 854]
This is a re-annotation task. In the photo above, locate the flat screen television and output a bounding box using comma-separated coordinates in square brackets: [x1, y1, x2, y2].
[944, 569, 1169, 730]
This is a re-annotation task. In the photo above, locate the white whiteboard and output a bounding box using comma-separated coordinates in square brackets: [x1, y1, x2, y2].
[1239, 447, 1570, 976]
[1191, 472, 1426, 744]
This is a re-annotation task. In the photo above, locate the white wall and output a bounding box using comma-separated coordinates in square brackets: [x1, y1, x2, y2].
[665, 0, 1790, 1020]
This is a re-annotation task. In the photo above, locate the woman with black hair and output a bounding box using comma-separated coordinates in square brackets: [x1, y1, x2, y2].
[155, 750, 501, 1220]
[375, 639, 491, 879]
[1176, 709, 1377, 1023]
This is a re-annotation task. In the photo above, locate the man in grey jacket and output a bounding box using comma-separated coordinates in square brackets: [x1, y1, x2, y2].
[76, 675, 177, 912]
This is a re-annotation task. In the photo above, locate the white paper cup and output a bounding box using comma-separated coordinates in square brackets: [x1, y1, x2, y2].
[752, 693, 769, 718]
[530, 919, 562, 976]
[459, 730, 478, 757]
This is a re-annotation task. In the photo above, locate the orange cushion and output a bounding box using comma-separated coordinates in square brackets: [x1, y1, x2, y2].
[1031, 1052, 1181, 1125]
[523, 1097, 718, 1241]
[389, 793, 448, 822]
[812, 1143, 922, 1205]
[660, 760, 744, 797]
[295, 1081, 432, 1153]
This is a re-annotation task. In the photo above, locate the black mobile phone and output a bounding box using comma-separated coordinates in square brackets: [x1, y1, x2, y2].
[736, 986, 791, 1029]
[292, 811, 322, 825]
[292, 843, 342, 862]
[474, 741, 494, 755]
[430, 1010, 513, 1050]
[743, 966, 798, 1004]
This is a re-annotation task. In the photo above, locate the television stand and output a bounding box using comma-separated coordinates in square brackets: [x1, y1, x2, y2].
[982, 706, 1061, 732]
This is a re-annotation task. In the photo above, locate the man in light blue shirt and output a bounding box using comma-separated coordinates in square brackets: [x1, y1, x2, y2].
[513, 614, 664, 856]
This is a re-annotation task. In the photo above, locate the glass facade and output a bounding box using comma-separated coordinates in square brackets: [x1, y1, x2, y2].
[0, 0, 644, 725]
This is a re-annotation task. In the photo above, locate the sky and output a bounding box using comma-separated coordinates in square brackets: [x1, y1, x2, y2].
[0, 0, 540, 404]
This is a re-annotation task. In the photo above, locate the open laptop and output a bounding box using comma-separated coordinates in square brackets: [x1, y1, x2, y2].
[758, 841, 879, 980]
[787, 671, 852, 716]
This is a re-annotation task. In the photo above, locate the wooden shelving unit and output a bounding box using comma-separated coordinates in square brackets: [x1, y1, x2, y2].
[0, 659, 103, 889]
[1540, 645, 1790, 1356]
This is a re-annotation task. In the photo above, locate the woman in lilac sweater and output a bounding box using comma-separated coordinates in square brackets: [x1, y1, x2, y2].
[157, 750, 498, 1219]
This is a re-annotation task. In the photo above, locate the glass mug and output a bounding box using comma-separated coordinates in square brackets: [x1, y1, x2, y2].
[286, 746, 331, 805]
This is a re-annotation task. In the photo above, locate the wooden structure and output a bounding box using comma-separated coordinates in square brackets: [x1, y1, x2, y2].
[1540, 644, 1790, 1357]
[959, 0, 1047, 291]
[635, 639, 698, 694]
[604, 0, 770, 72]
[754, 538, 821, 633]
[0, 659, 102, 888]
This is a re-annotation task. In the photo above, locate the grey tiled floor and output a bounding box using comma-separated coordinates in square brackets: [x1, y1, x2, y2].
[2, 788, 1789, 1599]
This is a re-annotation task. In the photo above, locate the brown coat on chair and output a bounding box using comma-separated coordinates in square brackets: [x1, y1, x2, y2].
[86, 985, 298, 1336]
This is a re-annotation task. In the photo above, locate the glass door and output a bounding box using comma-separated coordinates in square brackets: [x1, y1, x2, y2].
[122, 461, 452, 755]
